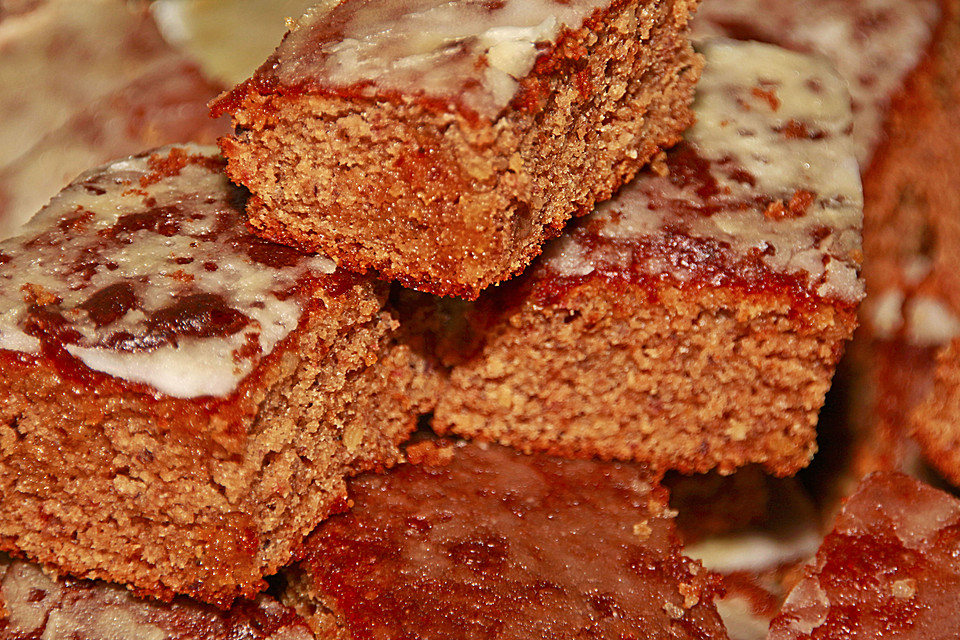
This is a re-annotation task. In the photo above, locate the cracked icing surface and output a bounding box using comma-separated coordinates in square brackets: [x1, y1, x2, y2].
[544, 40, 863, 304]
[299, 439, 728, 639]
[259, 0, 612, 118]
[769, 473, 960, 639]
[0, 144, 335, 398]
[692, 0, 939, 164]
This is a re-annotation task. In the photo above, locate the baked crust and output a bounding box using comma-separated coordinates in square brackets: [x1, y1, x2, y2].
[287, 438, 729, 639]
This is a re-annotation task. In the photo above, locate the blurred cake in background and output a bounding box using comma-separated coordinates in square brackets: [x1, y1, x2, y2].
[0, 0, 226, 238]
[151, 0, 313, 85]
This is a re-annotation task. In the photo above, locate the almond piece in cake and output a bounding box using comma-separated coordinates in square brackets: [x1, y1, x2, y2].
[0, 145, 436, 606]
[432, 39, 863, 476]
[211, 0, 703, 299]
[769, 472, 960, 638]
[285, 438, 729, 639]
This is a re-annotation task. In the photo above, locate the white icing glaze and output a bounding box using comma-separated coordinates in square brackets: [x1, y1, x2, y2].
[547, 40, 863, 304]
[692, 0, 939, 163]
[274, 0, 610, 118]
[0, 144, 336, 399]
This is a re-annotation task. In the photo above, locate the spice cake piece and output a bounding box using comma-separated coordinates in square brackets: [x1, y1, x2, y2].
[0, 555, 314, 640]
[211, 0, 703, 299]
[432, 39, 863, 476]
[285, 438, 729, 640]
[0, 0, 226, 237]
[691, 0, 960, 490]
[768, 472, 960, 639]
[0, 145, 436, 606]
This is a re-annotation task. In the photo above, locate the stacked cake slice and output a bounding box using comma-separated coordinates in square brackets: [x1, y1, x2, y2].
[14, 0, 960, 637]
[0, 145, 436, 604]
[432, 39, 862, 476]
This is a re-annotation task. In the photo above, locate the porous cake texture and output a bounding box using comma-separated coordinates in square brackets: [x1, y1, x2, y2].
[0, 145, 435, 605]
[0, 555, 313, 640]
[212, 0, 703, 299]
[769, 472, 960, 639]
[433, 40, 863, 476]
[285, 438, 729, 640]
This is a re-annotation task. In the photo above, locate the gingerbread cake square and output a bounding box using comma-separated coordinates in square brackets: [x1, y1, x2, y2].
[693, 0, 960, 493]
[211, 0, 703, 299]
[432, 39, 864, 475]
[285, 438, 729, 639]
[769, 472, 960, 638]
[0, 145, 436, 605]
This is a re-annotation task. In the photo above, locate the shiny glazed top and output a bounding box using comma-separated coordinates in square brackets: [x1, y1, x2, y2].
[542, 40, 864, 305]
[231, 0, 613, 119]
[301, 439, 727, 639]
[0, 144, 335, 398]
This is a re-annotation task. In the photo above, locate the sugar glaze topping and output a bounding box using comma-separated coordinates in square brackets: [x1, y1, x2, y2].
[545, 40, 864, 304]
[692, 0, 939, 163]
[272, 0, 610, 118]
[0, 145, 335, 398]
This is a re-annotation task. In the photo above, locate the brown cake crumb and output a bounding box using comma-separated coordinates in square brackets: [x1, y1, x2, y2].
[211, 0, 702, 299]
[432, 40, 862, 475]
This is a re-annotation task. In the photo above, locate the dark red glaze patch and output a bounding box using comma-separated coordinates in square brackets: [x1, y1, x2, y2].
[230, 234, 306, 269]
[667, 144, 724, 203]
[147, 293, 250, 346]
[79, 282, 139, 328]
[110, 205, 183, 238]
